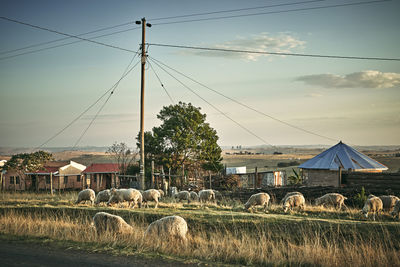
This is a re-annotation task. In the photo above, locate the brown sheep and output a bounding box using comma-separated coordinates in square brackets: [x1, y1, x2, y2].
[362, 196, 383, 221]
[314, 193, 347, 209]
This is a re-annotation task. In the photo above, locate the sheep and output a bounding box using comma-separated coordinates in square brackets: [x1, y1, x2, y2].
[158, 189, 165, 198]
[244, 192, 270, 212]
[281, 191, 303, 204]
[75, 189, 95, 205]
[142, 189, 161, 208]
[189, 191, 199, 202]
[92, 212, 133, 235]
[378, 195, 400, 212]
[283, 194, 305, 213]
[94, 189, 111, 205]
[174, 191, 191, 203]
[362, 196, 383, 221]
[314, 193, 347, 209]
[107, 188, 142, 208]
[390, 200, 400, 219]
[145, 215, 188, 243]
[199, 189, 216, 203]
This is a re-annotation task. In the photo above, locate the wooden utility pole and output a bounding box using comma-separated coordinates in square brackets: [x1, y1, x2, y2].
[50, 172, 53, 196]
[151, 160, 154, 188]
[136, 17, 151, 190]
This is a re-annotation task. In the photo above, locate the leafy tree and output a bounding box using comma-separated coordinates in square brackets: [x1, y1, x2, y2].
[106, 142, 137, 175]
[4, 151, 53, 190]
[137, 102, 223, 173]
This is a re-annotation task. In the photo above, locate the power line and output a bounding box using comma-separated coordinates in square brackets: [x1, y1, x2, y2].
[149, 56, 339, 142]
[33, 52, 140, 151]
[0, 26, 140, 61]
[147, 60, 175, 104]
[71, 56, 141, 149]
[148, 57, 276, 148]
[148, 43, 400, 62]
[151, 0, 391, 26]
[0, 20, 136, 55]
[0, 16, 139, 55]
[150, 0, 329, 21]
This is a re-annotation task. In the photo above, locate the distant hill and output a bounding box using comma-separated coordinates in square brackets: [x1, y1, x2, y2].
[0, 146, 109, 155]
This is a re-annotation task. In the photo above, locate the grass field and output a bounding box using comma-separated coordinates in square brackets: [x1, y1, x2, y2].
[0, 192, 399, 266]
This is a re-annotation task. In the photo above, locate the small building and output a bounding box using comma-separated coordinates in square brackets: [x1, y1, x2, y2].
[83, 163, 120, 192]
[260, 171, 286, 187]
[299, 141, 388, 187]
[226, 166, 246, 175]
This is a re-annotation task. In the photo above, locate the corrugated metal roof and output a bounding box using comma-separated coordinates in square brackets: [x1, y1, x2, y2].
[299, 141, 388, 171]
[82, 163, 119, 173]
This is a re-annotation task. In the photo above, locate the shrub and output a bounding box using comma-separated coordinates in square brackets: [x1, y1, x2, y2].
[354, 187, 368, 207]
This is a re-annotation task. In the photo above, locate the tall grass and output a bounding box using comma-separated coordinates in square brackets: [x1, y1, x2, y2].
[0, 208, 399, 266]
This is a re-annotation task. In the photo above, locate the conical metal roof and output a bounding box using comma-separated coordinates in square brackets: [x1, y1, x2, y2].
[299, 141, 388, 171]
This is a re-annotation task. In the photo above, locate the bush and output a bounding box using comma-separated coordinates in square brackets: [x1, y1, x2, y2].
[213, 174, 241, 190]
[354, 187, 368, 208]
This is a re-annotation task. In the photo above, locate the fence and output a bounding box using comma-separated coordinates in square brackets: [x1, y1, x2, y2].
[343, 172, 400, 191]
[235, 170, 287, 189]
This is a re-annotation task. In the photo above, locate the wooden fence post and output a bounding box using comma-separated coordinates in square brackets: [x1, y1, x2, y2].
[209, 171, 212, 189]
[151, 161, 154, 189]
[50, 172, 53, 196]
[254, 167, 258, 189]
[168, 168, 171, 196]
[161, 166, 166, 194]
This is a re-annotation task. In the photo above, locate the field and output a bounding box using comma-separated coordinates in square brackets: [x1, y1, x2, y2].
[0, 192, 399, 266]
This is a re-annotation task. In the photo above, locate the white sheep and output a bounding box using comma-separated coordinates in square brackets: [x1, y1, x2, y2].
[283, 194, 305, 213]
[174, 191, 191, 203]
[158, 189, 165, 198]
[391, 200, 400, 219]
[244, 192, 270, 212]
[378, 195, 400, 212]
[94, 189, 111, 205]
[142, 189, 161, 208]
[75, 189, 95, 205]
[145, 215, 188, 243]
[92, 212, 133, 235]
[199, 189, 216, 203]
[281, 191, 303, 204]
[107, 188, 142, 209]
[189, 191, 199, 202]
[362, 196, 383, 221]
[314, 193, 347, 209]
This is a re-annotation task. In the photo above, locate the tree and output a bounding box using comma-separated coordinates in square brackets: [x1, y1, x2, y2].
[288, 168, 302, 185]
[107, 142, 137, 175]
[138, 102, 223, 174]
[4, 151, 53, 191]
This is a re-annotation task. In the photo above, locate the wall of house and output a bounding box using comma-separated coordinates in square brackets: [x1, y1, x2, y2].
[88, 173, 118, 192]
[3, 170, 27, 191]
[302, 169, 340, 187]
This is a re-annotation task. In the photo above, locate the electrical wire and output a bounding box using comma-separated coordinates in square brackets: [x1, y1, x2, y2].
[0, 26, 140, 61]
[0, 20, 136, 55]
[148, 57, 276, 148]
[149, 0, 329, 21]
[151, 0, 391, 26]
[148, 43, 400, 61]
[147, 60, 175, 104]
[149, 56, 339, 142]
[0, 16, 139, 55]
[33, 51, 140, 151]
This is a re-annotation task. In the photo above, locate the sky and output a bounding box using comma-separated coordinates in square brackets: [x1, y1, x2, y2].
[0, 0, 399, 149]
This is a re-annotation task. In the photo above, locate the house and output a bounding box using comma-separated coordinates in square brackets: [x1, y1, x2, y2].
[82, 163, 120, 192]
[299, 141, 388, 187]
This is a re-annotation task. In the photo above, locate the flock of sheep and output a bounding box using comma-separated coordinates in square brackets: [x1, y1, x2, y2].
[75, 188, 400, 240]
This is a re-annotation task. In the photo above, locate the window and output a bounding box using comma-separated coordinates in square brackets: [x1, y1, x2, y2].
[46, 176, 51, 184]
[10, 176, 20, 184]
[16, 176, 20, 184]
[10, 176, 14, 184]
[94, 175, 97, 183]
[64, 176, 68, 184]
[76, 175, 81, 182]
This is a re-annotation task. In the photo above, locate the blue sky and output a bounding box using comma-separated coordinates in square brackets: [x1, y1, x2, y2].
[0, 0, 399, 148]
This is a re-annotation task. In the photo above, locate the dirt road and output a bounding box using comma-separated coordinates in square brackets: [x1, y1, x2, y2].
[0, 240, 201, 267]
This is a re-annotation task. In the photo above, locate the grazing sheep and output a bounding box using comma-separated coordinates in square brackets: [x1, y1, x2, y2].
[199, 189, 216, 203]
[189, 191, 199, 202]
[94, 189, 111, 205]
[362, 196, 383, 221]
[378, 195, 400, 212]
[145, 215, 188, 243]
[244, 192, 270, 212]
[283, 194, 305, 213]
[142, 189, 161, 208]
[390, 200, 400, 219]
[92, 212, 132, 235]
[174, 191, 191, 203]
[314, 193, 347, 209]
[158, 189, 165, 198]
[281, 191, 303, 204]
[107, 188, 142, 208]
[75, 189, 95, 205]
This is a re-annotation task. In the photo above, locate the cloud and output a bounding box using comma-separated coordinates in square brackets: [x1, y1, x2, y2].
[296, 70, 400, 89]
[305, 92, 323, 98]
[184, 32, 305, 61]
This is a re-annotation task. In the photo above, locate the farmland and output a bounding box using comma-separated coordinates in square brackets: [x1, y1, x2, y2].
[0, 192, 399, 266]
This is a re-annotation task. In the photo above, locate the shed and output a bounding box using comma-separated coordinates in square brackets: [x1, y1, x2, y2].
[299, 141, 388, 187]
[82, 163, 119, 192]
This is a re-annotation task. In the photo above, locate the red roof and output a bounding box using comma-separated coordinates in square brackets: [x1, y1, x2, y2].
[26, 162, 67, 174]
[82, 163, 119, 173]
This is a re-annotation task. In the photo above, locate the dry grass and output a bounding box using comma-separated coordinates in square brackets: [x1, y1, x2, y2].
[1, 191, 400, 267]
